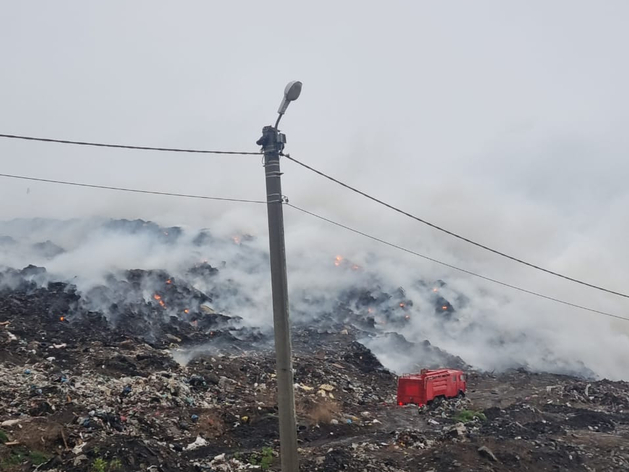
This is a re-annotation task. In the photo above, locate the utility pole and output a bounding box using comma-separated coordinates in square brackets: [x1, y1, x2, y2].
[256, 81, 302, 472]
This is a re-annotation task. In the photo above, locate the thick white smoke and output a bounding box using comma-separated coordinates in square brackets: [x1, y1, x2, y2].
[1, 1, 628, 381]
[1, 208, 628, 381]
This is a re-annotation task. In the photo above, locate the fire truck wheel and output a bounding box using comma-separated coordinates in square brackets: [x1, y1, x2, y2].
[427, 396, 443, 409]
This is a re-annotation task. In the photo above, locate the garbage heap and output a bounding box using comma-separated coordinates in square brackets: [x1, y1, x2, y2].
[1, 269, 629, 471]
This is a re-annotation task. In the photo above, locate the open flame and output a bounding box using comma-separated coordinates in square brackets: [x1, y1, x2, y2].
[184, 309, 189, 314]
[442, 305, 448, 311]
[166, 279, 172, 285]
[432, 288, 439, 293]
[59, 316, 65, 322]
[399, 303, 406, 308]
[232, 236, 241, 245]
[153, 294, 166, 308]
[333, 255, 361, 271]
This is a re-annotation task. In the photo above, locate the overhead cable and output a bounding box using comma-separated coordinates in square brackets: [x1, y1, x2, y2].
[0, 173, 265, 204]
[3, 131, 626, 299]
[283, 154, 629, 300]
[286, 202, 629, 323]
[0, 133, 262, 156]
[2, 168, 624, 321]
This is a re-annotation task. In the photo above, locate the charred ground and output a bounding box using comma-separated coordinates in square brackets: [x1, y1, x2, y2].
[0, 220, 628, 471]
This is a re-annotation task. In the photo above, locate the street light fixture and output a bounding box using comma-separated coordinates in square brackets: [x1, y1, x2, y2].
[275, 80, 303, 129]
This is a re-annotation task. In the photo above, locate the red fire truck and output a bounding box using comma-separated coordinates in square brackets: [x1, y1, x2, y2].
[397, 369, 466, 406]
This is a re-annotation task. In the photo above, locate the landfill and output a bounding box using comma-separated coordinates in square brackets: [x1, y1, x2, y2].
[0, 221, 628, 471]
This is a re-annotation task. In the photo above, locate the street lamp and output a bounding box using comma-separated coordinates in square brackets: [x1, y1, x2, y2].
[258, 81, 302, 472]
[275, 80, 303, 129]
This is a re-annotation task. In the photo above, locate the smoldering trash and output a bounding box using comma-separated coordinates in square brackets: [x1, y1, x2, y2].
[0, 218, 628, 471]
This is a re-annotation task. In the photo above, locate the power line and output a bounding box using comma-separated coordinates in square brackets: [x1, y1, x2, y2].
[0, 173, 266, 204]
[283, 154, 629, 300]
[2, 167, 624, 321]
[0, 133, 262, 156]
[286, 202, 629, 323]
[4, 130, 626, 300]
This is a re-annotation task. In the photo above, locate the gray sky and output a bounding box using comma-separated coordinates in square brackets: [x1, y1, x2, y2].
[1, 1, 629, 372]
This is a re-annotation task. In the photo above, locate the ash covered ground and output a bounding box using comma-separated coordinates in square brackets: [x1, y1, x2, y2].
[0, 219, 628, 471]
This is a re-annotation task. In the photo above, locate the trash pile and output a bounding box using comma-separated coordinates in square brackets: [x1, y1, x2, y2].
[0, 271, 400, 471]
[0, 221, 628, 471]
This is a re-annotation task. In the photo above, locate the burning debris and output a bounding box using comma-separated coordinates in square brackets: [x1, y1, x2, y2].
[0, 219, 610, 378]
[333, 255, 362, 271]
[0, 281, 627, 472]
[0, 218, 627, 470]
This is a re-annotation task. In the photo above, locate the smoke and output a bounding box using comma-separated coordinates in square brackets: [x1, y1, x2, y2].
[1, 210, 628, 381]
[1, 2, 629, 379]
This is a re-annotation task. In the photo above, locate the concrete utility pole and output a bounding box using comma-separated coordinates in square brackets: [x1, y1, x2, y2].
[256, 81, 302, 472]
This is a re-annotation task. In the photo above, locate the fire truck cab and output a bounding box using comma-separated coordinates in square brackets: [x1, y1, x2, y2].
[397, 369, 466, 406]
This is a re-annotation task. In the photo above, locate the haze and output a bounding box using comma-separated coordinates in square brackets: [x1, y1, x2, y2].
[0, 2, 628, 378]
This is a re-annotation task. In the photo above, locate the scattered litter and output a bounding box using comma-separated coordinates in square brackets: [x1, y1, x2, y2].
[185, 436, 207, 451]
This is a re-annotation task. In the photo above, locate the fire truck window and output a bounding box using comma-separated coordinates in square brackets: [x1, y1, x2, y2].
[452, 375, 456, 382]
[460, 375, 465, 381]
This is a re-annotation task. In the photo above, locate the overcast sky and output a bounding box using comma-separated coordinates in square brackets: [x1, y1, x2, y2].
[1, 1, 628, 345]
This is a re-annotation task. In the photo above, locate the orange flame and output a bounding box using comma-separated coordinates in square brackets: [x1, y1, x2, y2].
[166, 279, 172, 284]
[334, 256, 343, 267]
[153, 294, 166, 308]
[59, 316, 65, 322]
[442, 305, 448, 310]
[232, 236, 241, 245]
[432, 288, 439, 293]
[399, 303, 405, 308]
[184, 309, 189, 314]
